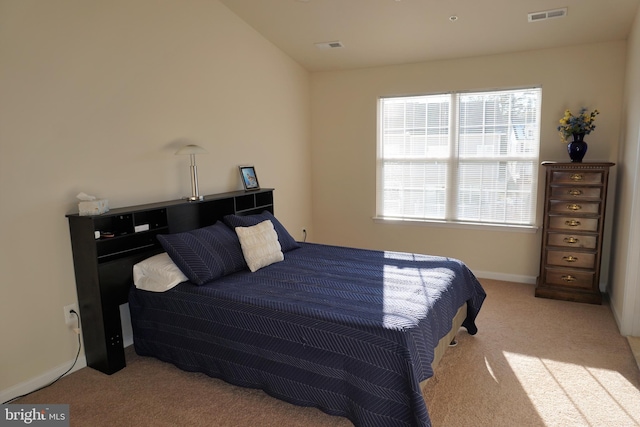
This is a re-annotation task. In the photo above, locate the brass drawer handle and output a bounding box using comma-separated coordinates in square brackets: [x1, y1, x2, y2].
[570, 174, 584, 181]
[567, 204, 582, 211]
[561, 275, 576, 282]
[565, 220, 581, 227]
[563, 237, 579, 244]
[563, 255, 578, 263]
[568, 189, 583, 196]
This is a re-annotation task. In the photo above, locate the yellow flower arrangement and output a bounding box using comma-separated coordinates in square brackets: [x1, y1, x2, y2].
[557, 107, 599, 142]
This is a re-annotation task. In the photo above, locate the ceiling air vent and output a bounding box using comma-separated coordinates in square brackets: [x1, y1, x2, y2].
[528, 8, 567, 23]
[315, 41, 345, 50]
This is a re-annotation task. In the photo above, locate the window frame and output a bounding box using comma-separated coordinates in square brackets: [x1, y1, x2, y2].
[376, 87, 542, 230]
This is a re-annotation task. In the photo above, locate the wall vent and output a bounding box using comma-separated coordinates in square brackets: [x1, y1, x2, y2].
[315, 41, 345, 49]
[528, 8, 567, 22]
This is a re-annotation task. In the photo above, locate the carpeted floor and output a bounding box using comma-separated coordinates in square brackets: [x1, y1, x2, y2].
[424, 279, 640, 426]
[14, 279, 640, 426]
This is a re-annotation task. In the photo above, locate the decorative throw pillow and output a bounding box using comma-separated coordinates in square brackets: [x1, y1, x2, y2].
[235, 220, 284, 272]
[133, 252, 188, 292]
[223, 210, 300, 252]
[157, 221, 247, 285]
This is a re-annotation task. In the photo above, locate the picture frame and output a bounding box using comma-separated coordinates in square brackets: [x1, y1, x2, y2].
[239, 166, 260, 191]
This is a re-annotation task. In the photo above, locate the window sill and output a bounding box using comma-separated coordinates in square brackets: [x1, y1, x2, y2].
[372, 217, 539, 233]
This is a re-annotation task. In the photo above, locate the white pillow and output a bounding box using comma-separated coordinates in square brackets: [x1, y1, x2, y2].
[235, 220, 284, 272]
[133, 252, 188, 292]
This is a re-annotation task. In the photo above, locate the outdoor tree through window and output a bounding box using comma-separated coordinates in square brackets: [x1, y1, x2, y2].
[377, 87, 541, 226]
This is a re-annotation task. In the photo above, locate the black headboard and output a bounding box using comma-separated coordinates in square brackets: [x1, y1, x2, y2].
[66, 189, 274, 374]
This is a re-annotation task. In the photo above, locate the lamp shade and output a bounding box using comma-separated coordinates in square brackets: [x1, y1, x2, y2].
[175, 144, 207, 155]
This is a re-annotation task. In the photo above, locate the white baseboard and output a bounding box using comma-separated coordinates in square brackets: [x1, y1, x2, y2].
[1, 355, 87, 404]
[2, 303, 135, 404]
[611, 297, 624, 331]
[475, 271, 613, 294]
[473, 270, 537, 285]
[473, 270, 610, 292]
[1, 337, 137, 405]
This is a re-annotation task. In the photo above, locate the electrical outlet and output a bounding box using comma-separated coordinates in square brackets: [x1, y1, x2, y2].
[63, 303, 78, 326]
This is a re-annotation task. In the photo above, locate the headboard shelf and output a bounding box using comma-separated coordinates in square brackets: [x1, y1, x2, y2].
[66, 188, 274, 374]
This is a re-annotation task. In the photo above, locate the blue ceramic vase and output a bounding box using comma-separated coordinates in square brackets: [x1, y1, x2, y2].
[568, 133, 588, 163]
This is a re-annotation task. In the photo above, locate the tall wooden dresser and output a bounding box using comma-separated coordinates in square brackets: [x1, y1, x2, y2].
[535, 162, 615, 304]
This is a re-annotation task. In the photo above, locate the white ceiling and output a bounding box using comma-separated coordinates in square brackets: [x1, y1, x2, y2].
[219, 0, 640, 72]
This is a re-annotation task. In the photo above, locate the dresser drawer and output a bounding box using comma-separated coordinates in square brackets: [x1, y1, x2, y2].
[549, 200, 600, 215]
[548, 216, 599, 232]
[549, 186, 602, 200]
[547, 233, 597, 249]
[546, 250, 596, 269]
[544, 268, 594, 290]
[551, 171, 603, 185]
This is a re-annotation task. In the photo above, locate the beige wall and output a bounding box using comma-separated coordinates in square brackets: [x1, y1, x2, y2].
[611, 6, 640, 336]
[0, 0, 311, 393]
[310, 43, 626, 281]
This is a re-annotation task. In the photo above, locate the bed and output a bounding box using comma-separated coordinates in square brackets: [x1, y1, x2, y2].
[128, 211, 486, 427]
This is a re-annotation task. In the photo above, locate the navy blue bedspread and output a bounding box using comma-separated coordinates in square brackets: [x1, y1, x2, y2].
[129, 243, 486, 427]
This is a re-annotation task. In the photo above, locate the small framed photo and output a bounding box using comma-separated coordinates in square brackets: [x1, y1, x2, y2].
[239, 166, 260, 191]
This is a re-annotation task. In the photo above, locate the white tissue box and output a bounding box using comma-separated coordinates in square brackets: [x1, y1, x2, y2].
[78, 199, 109, 216]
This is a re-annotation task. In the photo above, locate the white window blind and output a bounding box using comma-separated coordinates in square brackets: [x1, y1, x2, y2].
[377, 88, 541, 226]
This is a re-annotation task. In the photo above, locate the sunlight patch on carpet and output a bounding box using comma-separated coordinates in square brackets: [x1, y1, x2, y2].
[484, 356, 499, 383]
[503, 351, 640, 426]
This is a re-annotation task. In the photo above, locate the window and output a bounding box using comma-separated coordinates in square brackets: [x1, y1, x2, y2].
[377, 87, 541, 227]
